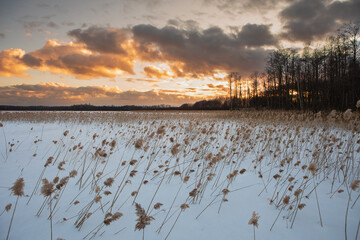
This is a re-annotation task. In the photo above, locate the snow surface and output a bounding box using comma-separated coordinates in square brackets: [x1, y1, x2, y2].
[0, 111, 359, 240]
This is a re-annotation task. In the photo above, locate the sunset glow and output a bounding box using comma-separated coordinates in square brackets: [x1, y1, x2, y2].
[0, 0, 359, 106]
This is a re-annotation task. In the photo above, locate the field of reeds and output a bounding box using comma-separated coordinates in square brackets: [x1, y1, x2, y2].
[0, 110, 359, 240]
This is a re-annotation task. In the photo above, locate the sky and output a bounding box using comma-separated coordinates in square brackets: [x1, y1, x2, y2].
[0, 0, 359, 106]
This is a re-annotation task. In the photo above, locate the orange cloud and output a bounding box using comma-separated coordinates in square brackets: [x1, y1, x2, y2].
[0, 83, 202, 106]
[0, 24, 273, 80]
[205, 84, 228, 93]
[143, 66, 170, 79]
[28, 40, 136, 79]
[126, 78, 161, 83]
[0, 49, 30, 77]
[0, 38, 137, 79]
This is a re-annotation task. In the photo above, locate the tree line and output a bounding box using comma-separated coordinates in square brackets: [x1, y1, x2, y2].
[227, 23, 360, 111]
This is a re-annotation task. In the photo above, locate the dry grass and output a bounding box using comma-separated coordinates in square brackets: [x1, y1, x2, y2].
[0, 109, 359, 239]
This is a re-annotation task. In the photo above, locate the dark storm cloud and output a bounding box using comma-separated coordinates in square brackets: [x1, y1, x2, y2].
[327, 0, 360, 22]
[132, 25, 186, 48]
[21, 54, 42, 67]
[280, 0, 325, 20]
[237, 24, 278, 47]
[132, 23, 276, 76]
[280, 0, 360, 42]
[68, 27, 131, 55]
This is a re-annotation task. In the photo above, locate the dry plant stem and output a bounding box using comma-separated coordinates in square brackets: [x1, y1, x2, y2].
[146, 169, 167, 214]
[253, 225, 256, 240]
[290, 186, 306, 228]
[2, 127, 8, 160]
[355, 218, 360, 240]
[132, 162, 152, 205]
[132, 140, 161, 198]
[51, 184, 68, 218]
[68, 180, 92, 207]
[114, 227, 126, 235]
[108, 161, 133, 212]
[37, 196, 50, 216]
[79, 154, 87, 189]
[345, 183, 352, 240]
[27, 167, 46, 205]
[6, 196, 19, 240]
[164, 209, 182, 240]
[351, 193, 360, 208]
[218, 184, 230, 214]
[196, 194, 220, 219]
[313, 178, 323, 227]
[0, 209, 6, 216]
[50, 195, 53, 240]
[85, 223, 104, 240]
[270, 207, 283, 231]
[157, 205, 182, 230]
[158, 184, 183, 233]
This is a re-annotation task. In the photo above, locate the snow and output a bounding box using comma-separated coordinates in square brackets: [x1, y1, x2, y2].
[0, 111, 359, 240]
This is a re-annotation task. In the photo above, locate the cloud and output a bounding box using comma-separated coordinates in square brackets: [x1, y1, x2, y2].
[205, 0, 287, 14]
[0, 33, 5, 38]
[0, 39, 136, 79]
[143, 66, 170, 78]
[327, 0, 360, 22]
[21, 20, 62, 32]
[205, 84, 227, 93]
[132, 24, 275, 76]
[37, 3, 51, 8]
[21, 54, 42, 67]
[126, 78, 161, 83]
[1, 23, 278, 79]
[62, 21, 75, 26]
[23, 21, 43, 33]
[279, 0, 360, 42]
[0, 83, 202, 106]
[237, 24, 278, 47]
[47, 21, 59, 29]
[0, 49, 30, 77]
[68, 27, 133, 55]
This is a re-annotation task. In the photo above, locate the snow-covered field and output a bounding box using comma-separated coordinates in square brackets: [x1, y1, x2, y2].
[0, 111, 359, 240]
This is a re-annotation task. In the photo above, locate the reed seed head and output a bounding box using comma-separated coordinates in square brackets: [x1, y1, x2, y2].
[94, 195, 102, 203]
[350, 180, 360, 191]
[44, 157, 53, 167]
[134, 138, 144, 149]
[154, 202, 163, 210]
[104, 178, 114, 187]
[58, 161, 66, 170]
[69, 170, 78, 178]
[248, 211, 260, 228]
[5, 203, 12, 212]
[298, 203, 306, 210]
[41, 179, 54, 197]
[283, 195, 290, 205]
[134, 203, 154, 231]
[308, 162, 318, 176]
[180, 203, 190, 211]
[10, 178, 25, 197]
[294, 189, 302, 198]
